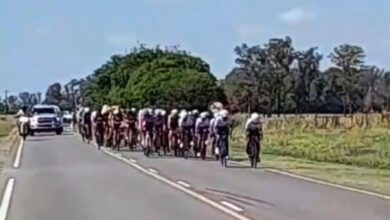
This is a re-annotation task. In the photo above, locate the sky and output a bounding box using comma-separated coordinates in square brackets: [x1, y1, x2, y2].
[1, 0, 390, 95]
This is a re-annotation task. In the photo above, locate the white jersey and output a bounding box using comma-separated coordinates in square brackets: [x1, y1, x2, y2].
[195, 118, 209, 132]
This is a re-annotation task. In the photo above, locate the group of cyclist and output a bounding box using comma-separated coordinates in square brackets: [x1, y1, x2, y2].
[76, 105, 263, 167]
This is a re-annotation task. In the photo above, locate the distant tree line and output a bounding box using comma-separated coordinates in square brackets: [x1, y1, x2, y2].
[42, 37, 390, 115]
[225, 37, 390, 115]
[0, 92, 42, 113]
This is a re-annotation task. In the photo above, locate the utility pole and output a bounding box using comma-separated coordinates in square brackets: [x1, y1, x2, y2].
[4, 90, 9, 114]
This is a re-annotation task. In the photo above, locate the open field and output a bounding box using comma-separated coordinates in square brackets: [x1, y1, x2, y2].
[230, 113, 390, 195]
[0, 115, 14, 138]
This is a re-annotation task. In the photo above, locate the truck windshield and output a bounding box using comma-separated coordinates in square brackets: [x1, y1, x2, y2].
[33, 108, 56, 114]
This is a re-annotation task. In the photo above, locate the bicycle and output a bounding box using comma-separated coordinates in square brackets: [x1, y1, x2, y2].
[95, 125, 104, 150]
[154, 128, 163, 156]
[198, 129, 209, 160]
[217, 134, 228, 167]
[247, 135, 260, 168]
[143, 130, 153, 157]
[181, 129, 192, 159]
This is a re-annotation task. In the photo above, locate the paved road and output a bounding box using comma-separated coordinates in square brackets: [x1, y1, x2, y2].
[117, 148, 390, 220]
[4, 134, 232, 220]
[3, 133, 390, 220]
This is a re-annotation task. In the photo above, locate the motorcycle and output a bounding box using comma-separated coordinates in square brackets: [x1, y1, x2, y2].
[18, 116, 30, 140]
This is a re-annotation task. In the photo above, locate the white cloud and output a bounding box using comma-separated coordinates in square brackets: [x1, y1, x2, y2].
[106, 34, 136, 47]
[279, 8, 315, 25]
[237, 24, 262, 39]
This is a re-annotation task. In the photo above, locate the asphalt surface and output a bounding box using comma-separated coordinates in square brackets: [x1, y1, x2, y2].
[4, 133, 232, 220]
[3, 133, 390, 220]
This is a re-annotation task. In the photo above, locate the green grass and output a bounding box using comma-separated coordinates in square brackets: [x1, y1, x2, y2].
[230, 122, 390, 195]
[0, 116, 14, 138]
[231, 122, 390, 170]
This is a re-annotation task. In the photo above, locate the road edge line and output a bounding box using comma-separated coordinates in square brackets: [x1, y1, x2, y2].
[100, 148, 251, 220]
[220, 201, 243, 212]
[230, 160, 390, 200]
[13, 139, 24, 168]
[0, 178, 15, 220]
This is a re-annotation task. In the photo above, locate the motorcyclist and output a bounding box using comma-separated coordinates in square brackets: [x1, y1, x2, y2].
[214, 109, 230, 159]
[245, 112, 263, 162]
[195, 112, 210, 158]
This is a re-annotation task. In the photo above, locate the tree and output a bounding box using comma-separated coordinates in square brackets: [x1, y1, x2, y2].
[44, 82, 64, 106]
[83, 46, 225, 109]
[329, 44, 366, 114]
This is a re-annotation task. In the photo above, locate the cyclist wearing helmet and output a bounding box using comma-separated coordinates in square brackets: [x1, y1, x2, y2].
[214, 109, 230, 159]
[195, 112, 210, 157]
[245, 112, 263, 162]
[168, 109, 180, 151]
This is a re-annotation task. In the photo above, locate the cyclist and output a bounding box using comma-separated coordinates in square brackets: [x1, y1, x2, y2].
[112, 107, 123, 150]
[191, 109, 200, 155]
[195, 112, 210, 158]
[154, 109, 164, 154]
[209, 111, 220, 156]
[94, 107, 105, 148]
[179, 110, 194, 156]
[82, 107, 92, 143]
[142, 109, 155, 155]
[214, 109, 230, 160]
[168, 109, 180, 152]
[245, 113, 263, 163]
[127, 108, 138, 149]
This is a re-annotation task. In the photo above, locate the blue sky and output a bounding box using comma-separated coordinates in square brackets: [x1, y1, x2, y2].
[1, 0, 390, 95]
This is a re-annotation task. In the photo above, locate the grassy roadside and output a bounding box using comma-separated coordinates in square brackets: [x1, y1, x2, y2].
[0, 116, 18, 170]
[230, 133, 390, 196]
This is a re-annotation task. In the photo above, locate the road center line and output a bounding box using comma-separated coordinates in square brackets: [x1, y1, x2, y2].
[221, 201, 244, 212]
[0, 178, 15, 220]
[128, 158, 137, 163]
[177, 181, 191, 188]
[13, 139, 24, 168]
[101, 148, 251, 220]
[148, 168, 158, 174]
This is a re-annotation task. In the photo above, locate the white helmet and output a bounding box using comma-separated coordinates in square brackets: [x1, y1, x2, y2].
[84, 107, 90, 113]
[148, 108, 153, 114]
[113, 109, 120, 115]
[180, 110, 188, 118]
[251, 112, 260, 121]
[156, 109, 162, 115]
[192, 109, 199, 115]
[131, 108, 136, 112]
[219, 109, 229, 118]
[200, 112, 208, 119]
[161, 110, 166, 116]
[171, 109, 178, 115]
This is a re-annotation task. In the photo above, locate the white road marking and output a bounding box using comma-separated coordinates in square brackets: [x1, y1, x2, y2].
[230, 160, 390, 200]
[267, 168, 390, 200]
[101, 149, 251, 220]
[128, 158, 137, 163]
[13, 139, 24, 168]
[0, 178, 15, 220]
[177, 181, 191, 188]
[221, 201, 244, 212]
[148, 168, 158, 174]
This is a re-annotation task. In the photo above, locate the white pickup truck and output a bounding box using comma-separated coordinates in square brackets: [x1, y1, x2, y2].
[29, 104, 64, 135]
